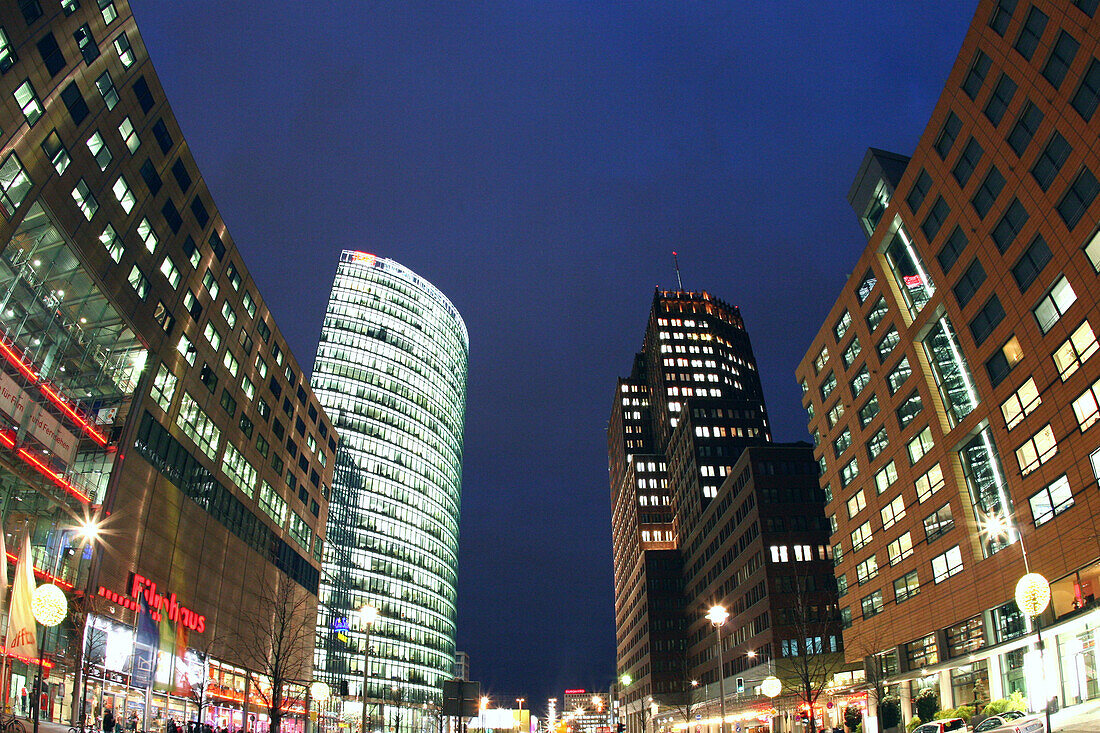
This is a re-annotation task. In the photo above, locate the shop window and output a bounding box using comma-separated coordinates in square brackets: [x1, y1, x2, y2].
[946, 616, 985, 657]
[906, 633, 939, 667]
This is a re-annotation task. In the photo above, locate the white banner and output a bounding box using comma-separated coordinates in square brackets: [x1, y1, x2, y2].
[5, 534, 37, 660]
[0, 370, 79, 465]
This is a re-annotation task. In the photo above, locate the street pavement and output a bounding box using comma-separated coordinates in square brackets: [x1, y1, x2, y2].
[1051, 697, 1100, 732]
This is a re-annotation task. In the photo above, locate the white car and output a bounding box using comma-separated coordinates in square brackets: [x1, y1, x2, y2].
[973, 710, 1045, 733]
[912, 718, 967, 733]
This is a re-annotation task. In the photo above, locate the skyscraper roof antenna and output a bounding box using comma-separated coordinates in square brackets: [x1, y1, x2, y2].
[673, 251, 683, 291]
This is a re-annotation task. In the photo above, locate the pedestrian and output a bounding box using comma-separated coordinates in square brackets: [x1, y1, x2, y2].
[104, 709, 116, 733]
[128, 710, 138, 732]
[168, 718, 177, 733]
[19, 686, 26, 715]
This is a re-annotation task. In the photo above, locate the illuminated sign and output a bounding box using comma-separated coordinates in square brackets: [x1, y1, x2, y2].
[903, 275, 923, 289]
[563, 690, 586, 695]
[332, 617, 350, 632]
[98, 572, 206, 633]
[349, 252, 378, 266]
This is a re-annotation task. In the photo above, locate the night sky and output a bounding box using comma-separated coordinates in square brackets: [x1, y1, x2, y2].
[131, 0, 972, 715]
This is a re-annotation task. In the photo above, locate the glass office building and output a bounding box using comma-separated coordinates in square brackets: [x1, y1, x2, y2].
[311, 251, 468, 724]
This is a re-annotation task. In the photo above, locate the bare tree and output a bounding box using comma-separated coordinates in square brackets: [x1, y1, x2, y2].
[66, 592, 109, 727]
[662, 651, 703, 729]
[774, 571, 847, 731]
[234, 576, 316, 733]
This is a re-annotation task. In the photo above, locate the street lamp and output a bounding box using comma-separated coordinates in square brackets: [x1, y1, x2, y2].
[705, 605, 729, 733]
[360, 605, 379, 733]
[70, 518, 102, 729]
[31, 583, 68, 733]
[982, 513, 1053, 733]
[481, 697, 490, 732]
[517, 699, 525, 711]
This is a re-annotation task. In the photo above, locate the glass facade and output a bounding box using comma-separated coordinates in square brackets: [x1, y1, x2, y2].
[310, 252, 467, 719]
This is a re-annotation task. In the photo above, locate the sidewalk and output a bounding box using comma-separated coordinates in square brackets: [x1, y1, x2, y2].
[1050, 696, 1100, 732]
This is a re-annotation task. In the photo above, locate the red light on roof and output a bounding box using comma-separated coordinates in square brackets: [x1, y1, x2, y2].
[6, 552, 74, 590]
[0, 339, 38, 382]
[17, 447, 91, 503]
[349, 252, 377, 266]
[39, 384, 109, 446]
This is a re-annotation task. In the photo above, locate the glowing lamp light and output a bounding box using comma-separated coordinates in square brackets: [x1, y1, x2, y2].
[761, 676, 782, 699]
[1014, 573, 1051, 617]
[310, 681, 330, 703]
[705, 605, 729, 626]
[620, 674, 632, 687]
[360, 604, 379, 625]
[32, 583, 68, 627]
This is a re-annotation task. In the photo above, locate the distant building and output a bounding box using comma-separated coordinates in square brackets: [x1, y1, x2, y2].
[562, 689, 610, 733]
[452, 651, 470, 681]
[609, 290, 841, 733]
[311, 252, 468, 726]
[797, 0, 1100, 724]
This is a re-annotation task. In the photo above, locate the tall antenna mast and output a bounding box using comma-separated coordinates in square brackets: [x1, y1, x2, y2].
[672, 251, 683, 290]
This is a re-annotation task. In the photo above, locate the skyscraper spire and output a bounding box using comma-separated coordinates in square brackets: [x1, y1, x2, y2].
[672, 251, 683, 290]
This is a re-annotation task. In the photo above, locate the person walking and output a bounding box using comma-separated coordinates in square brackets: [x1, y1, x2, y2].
[104, 709, 116, 733]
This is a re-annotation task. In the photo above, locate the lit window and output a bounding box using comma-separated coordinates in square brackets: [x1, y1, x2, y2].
[931, 545, 964, 583]
[177, 335, 196, 366]
[1015, 424, 1057, 475]
[159, 256, 180, 289]
[1052, 320, 1098, 380]
[98, 0, 118, 26]
[856, 555, 879, 585]
[851, 366, 871, 397]
[1000, 377, 1041, 430]
[842, 337, 861, 369]
[95, 70, 119, 109]
[98, 224, 123, 262]
[1033, 276, 1077, 333]
[887, 357, 911, 395]
[1028, 475, 1073, 527]
[1072, 377, 1100, 431]
[820, 371, 836, 401]
[861, 591, 884, 619]
[0, 28, 16, 72]
[834, 311, 852, 341]
[894, 570, 920, 604]
[867, 427, 889, 461]
[833, 429, 851, 458]
[118, 117, 140, 153]
[907, 426, 934, 465]
[151, 364, 176, 413]
[71, 179, 98, 220]
[841, 457, 859, 487]
[40, 130, 71, 175]
[113, 31, 134, 67]
[874, 461, 897, 495]
[846, 490, 866, 519]
[203, 270, 220, 300]
[127, 265, 149, 298]
[204, 322, 221, 351]
[887, 532, 914, 565]
[87, 131, 112, 170]
[112, 174, 135, 213]
[924, 503, 954, 541]
[851, 521, 872, 552]
[0, 153, 32, 217]
[137, 217, 158, 252]
[221, 301, 237, 329]
[13, 80, 44, 126]
[858, 394, 879, 428]
[880, 496, 906, 531]
[915, 464, 945, 503]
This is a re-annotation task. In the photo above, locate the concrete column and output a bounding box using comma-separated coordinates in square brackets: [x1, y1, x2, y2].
[988, 653, 1004, 700]
[899, 681, 913, 724]
[938, 672, 953, 710]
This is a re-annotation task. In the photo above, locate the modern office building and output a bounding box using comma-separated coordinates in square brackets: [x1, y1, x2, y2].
[0, 1, 334, 731]
[610, 289, 842, 733]
[310, 251, 468, 727]
[797, 0, 1100, 724]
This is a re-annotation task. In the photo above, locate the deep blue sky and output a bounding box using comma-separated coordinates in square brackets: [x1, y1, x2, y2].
[132, 0, 973, 714]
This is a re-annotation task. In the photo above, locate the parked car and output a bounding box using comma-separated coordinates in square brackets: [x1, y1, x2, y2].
[912, 718, 968, 733]
[973, 711, 1045, 733]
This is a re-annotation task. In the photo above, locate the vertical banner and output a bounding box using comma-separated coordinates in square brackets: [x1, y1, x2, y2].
[130, 595, 158, 688]
[0, 525, 8, 616]
[5, 534, 37, 660]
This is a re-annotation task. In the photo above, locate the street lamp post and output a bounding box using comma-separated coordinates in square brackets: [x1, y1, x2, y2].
[71, 519, 101, 729]
[31, 583, 67, 733]
[360, 605, 379, 733]
[705, 606, 729, 733]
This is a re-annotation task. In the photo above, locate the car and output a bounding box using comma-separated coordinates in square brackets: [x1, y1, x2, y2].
[973, 710, 1046, 733]
[913, 718, 968, 733]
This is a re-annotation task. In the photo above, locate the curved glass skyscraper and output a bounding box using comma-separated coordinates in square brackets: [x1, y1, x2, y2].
[311, 251, 468, 720]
